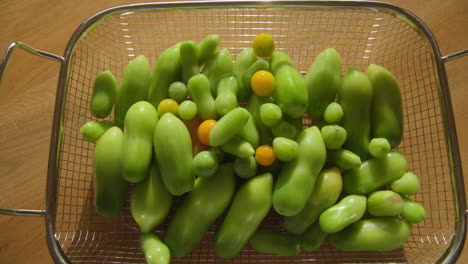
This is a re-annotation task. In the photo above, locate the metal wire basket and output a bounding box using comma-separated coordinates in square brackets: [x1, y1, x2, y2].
[1, 1, 467, 263]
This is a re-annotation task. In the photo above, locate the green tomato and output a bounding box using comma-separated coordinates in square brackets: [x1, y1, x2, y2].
[319, 195, 367, 233]
[168, 81, 188, 102]
[249, 228, 300, 256]
[321, 124, 347, 149]
[214, 173, 273, 259]
[369, 137, 391, 158]
[391, 172, 420, 195]
[330, 216, 412, 252]
[272, 137, 298, 162]
[140, 232, 170, 264]
[260, 103, 282, 127]
[234, 156, 258, 179]
[80, 120, 114, 142]
[323, 102, 343, 124]
[178, 100, 198, 120]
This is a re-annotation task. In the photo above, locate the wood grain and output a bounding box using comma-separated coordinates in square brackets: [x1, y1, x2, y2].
[0, 0, 466, 263]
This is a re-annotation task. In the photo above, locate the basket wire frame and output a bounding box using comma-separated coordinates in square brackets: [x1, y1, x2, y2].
[52, 5, 457, 264]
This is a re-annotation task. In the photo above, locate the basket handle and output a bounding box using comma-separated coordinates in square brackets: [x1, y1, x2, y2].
[441, 49, 468, 62]
[0, 42, 63, 217]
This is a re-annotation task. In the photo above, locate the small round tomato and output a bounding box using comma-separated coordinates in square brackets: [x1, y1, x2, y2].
[252, 33, 275, 58]
[251, 70, 275, 97]
[197, 119, 218, 146]
[158, 98, 179, 116]
[255, 145, 276, 166]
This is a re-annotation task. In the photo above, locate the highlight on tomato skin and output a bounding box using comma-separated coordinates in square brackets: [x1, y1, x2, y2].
[255, 145, 276, 166]
[197, 119, 218, 146]
[251, 70, 276, 97]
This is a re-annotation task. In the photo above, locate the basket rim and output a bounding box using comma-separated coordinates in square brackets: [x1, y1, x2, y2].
[45, 1, 466, 264]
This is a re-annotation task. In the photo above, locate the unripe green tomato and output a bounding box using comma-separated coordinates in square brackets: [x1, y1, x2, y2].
[178, 100, 198, 120]
[169, 81, 188, 102]
[260, 103, 282, 127]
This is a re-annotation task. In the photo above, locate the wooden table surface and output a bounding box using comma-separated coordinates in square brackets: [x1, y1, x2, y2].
[0, 0, 467, 263]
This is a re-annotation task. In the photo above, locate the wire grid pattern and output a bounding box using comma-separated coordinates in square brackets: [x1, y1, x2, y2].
[53, 5, 455, 264]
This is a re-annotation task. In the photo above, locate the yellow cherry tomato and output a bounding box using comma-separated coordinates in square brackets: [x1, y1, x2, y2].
[252, 33, 275, 58]
[197, 119, 217, 146]
[251, 70, 275, 97]
[158, 98, 179, 116]
[255, 145, 276, 166]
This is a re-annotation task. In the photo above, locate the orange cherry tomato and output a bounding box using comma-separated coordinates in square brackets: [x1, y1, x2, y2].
[197, 119, 217, 146]
[251, 70, 275, 97]
[255, 145, 276, 166]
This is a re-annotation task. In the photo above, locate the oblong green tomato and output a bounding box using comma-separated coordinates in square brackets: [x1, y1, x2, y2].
[282, 167, 343, 234]
[367, 190, 404, 217]
[272, 137, 298, 162]
[90, 70, 117, 118]
[238, 111, 260, 149]
[273, 126, 326, 216]
[180, 40, 200, 83]
[247, 94, 274, 145]
[269, 51, 294, 73]
[302, 221, 328, 252]
[93, 127, 127, 217]
[214, 173, 273, 259]
[326, 148, 361, 170]
[343, 151, 407, 195]
[114, 55, 151, 127]
[80, 120, 114, 142]
[249, 228, 300, 256]
[330, 216, 412, 252]
[122, 101, 159, 183]
[202, 48, 233, 97]
[131, 160, 172, 233]
[164, 163, 236, 258]
[234, 48, 257, 101]
[215, 75, 238, 115]
[233, 156, 258, 179]
[147, 43, 182, 109]
[338, 67, 373, 160]
[367, 64, 403, 148]
[319, 195, 367, 233]
[260, 103, 282, 127]
[140, 232, 170, 264]
[198, 34, 220, 66]
[221, 137, 255, 158]
[271, 52, 308, 118]
[400, 195, 426, 224]
[209, 107, 250, 147]
[305, 48, 342, 120]
[153, 113, 194, 196]
[187, 73, 217, 120]
[391, 172, 420, 195]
